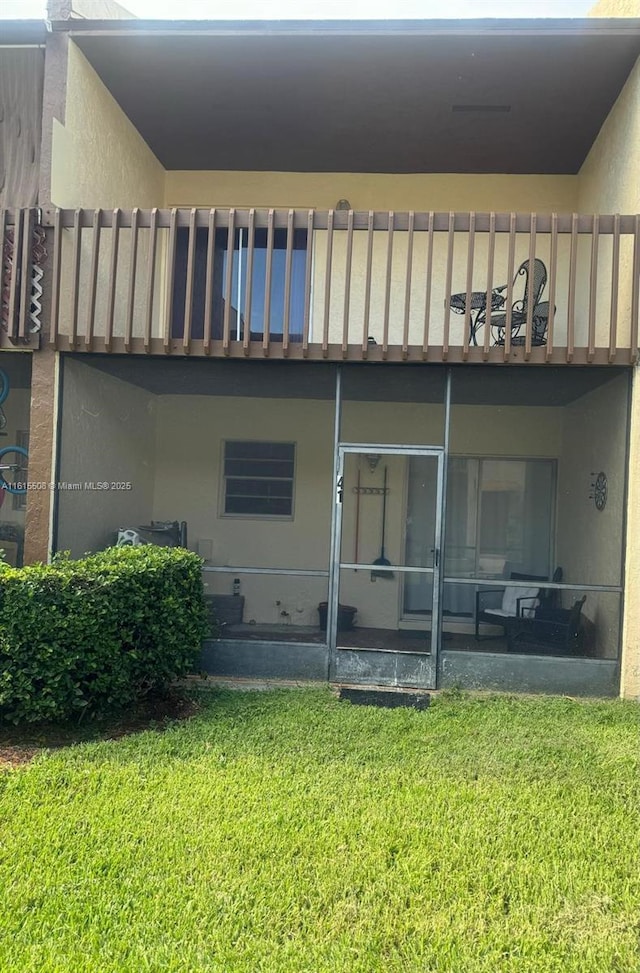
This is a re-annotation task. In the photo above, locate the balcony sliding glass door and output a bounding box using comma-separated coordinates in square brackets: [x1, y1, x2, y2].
[404, 456, 555, 622]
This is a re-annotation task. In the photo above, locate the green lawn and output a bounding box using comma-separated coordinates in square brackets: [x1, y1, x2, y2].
[0, 688, 638, 973]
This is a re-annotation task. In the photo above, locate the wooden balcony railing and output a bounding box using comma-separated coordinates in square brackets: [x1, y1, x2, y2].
[1, 209, 47, 348]
[39, 207, 640, 364]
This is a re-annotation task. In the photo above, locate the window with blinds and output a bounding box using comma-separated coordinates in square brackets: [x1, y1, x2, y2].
[223, 441, 295, 517]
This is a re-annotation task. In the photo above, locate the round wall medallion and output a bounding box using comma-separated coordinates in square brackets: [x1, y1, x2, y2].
[594, 471, 607, 511]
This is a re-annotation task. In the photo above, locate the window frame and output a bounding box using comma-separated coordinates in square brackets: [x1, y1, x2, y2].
[172, 227, 309, 343]
[220, 439, 297, 521]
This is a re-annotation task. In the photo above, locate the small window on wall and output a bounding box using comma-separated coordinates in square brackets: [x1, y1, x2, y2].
[223, 441, 295, 517]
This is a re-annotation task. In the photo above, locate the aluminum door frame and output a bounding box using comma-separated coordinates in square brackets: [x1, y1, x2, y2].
[328, 443, 445, 688]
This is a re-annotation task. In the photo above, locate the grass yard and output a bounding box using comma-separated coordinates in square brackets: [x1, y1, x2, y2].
[0, 687, 638, 973]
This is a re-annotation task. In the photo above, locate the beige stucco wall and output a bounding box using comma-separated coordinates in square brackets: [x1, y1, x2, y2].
[51, 44, 168, 345]
[578, 58, 640, 215]
[165, 171, 578, 214]
[556, 374, 628, 660]
[577, 37, 640, 688]
[577, 56, 640, 352]
[152, 395, 334, 628]
[51, 42, 165, 209]
[589, 0, 640, 15]
[57, 360, 157, 555]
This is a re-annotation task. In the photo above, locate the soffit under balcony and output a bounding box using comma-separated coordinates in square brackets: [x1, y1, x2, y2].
[79, 357, 626, 406]
[69, 19, 640, 174]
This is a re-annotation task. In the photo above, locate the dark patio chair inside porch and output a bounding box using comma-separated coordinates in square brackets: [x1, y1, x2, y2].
[506, 595, 587, 656]
[511, 565, 564, 617]
[475, 570, 547, 641]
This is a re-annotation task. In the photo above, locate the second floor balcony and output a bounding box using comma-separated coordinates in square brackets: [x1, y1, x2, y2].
[44, 206, 640, 365]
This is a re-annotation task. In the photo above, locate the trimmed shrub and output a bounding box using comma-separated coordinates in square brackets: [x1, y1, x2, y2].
[0, 546, 211, 724]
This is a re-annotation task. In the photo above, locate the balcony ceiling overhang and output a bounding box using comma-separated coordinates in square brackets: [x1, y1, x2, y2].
[69, 19, 640, 174]
[81, 357, 625, 406]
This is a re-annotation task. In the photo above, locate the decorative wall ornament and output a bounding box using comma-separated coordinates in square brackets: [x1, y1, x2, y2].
[590, 471, 608, 511]
[1, 224, 47, 338]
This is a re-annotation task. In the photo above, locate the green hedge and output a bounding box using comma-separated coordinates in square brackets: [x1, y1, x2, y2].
[0, 546, 211, 724]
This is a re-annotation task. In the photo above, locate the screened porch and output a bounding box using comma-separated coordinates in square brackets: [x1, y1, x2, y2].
[55, 356, 628, 696]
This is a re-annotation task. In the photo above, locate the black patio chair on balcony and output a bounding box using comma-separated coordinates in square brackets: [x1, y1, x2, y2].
[506, 595, 587, 656]
[482, 258, 550, 348]
[450, 258, 552, 348]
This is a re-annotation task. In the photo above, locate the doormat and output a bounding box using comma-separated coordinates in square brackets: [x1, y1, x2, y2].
[339, 688, 431, 710]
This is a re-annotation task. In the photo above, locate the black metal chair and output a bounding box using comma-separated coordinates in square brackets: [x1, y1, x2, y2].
[450, 258, 552, 348]
[480, 258, 550, 347]
[506, 596, 587, 655]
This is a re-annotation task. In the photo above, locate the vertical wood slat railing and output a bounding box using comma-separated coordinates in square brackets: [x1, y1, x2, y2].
[442, 212, 455, 361]
[503, 212, 516, 361]
[301, 209, 314, 357]
[17, 208, 34, 341]
[1, 208, 43, 347]
[587, 213, 600, 363]
[567, 212, 579, 363]
[524, 213, 537, 361]
[422, 210, 434, 360]
[143, 207, 158, 354]
[546, 213, 558, 362]
[630, 215, 640, 365]
[462, 210, 475, 362]
[163, 208, 177, 354]
[608, 213, 620, 363]
[182, 207, 197, 356]
[341, 209, 354, 358]
[361, 210, 374, 357]
[28, 207, 640, 364]
[381, 211, 394, 359]
[104, 208, 120, 353]
[483, 211, 495, 362]
[85, 208, 101, 351]
[223, 207, 236, 355]
[401, 210, 414, 360]
[203, 207, 216, 356]
[6, 207, 24, 340]
[283, 208, 295, 356]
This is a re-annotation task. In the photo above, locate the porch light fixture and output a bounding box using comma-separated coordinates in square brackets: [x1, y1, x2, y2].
[335, 199, 352, 210]
[365, 453, 381, 474]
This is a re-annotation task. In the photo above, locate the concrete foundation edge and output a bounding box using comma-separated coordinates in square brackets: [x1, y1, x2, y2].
[201, 640, 620, 697]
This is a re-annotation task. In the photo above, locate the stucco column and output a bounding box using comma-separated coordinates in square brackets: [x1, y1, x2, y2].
[621, 365, 640, 699]
[23, 346, 59, 564]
